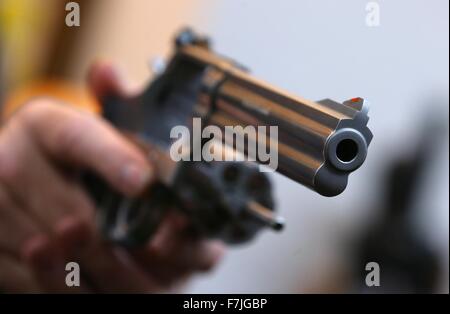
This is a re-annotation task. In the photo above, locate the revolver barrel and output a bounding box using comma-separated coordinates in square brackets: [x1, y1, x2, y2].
[180, 43, 373, 196]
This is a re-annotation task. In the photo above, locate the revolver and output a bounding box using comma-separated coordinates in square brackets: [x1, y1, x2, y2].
[84, 29, 373, 246]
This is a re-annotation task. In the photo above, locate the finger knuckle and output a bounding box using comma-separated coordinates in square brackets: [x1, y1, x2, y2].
[63, 187, 96, 220]
[0, 145, 20, 184]
[52, 118, 85, 158]
[14, 99, 57, 129]
[0, 189, 9, 210]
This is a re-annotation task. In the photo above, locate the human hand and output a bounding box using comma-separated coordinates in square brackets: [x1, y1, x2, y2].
[0, 62, 224, 293]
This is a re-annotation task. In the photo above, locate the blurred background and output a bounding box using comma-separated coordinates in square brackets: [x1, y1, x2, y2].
[0, 0, 448, 293]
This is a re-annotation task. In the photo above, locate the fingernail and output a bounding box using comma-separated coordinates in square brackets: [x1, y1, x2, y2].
[121, 163, 152, 194]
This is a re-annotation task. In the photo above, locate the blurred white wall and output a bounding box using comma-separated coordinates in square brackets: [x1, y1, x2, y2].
[185, 0, 449, 293]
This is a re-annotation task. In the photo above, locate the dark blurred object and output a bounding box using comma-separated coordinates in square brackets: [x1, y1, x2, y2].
[354, 117, 447, 293]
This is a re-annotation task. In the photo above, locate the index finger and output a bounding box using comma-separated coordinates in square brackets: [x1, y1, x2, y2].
[19, 99, 153, 197]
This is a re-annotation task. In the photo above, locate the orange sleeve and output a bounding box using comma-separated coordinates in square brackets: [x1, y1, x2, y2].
[2, 80, 101, 120]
